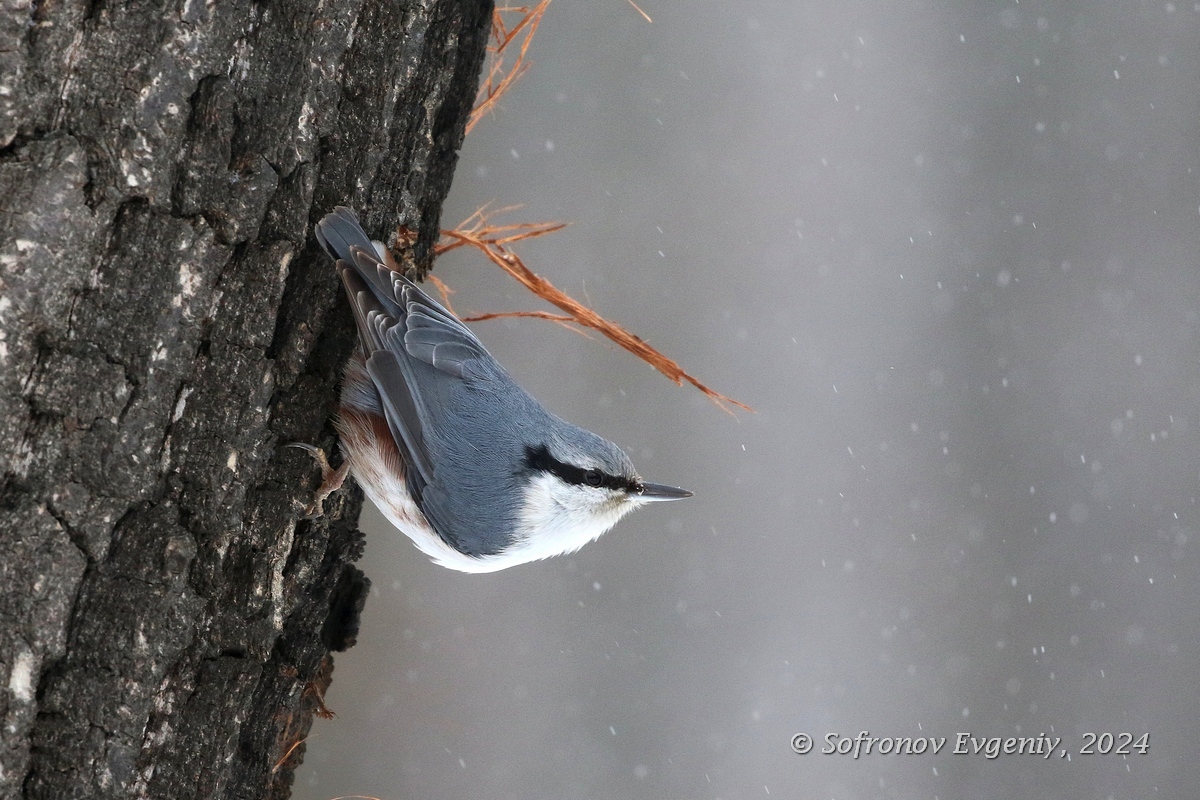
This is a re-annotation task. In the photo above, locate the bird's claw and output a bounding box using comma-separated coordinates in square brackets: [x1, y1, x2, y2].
[288, 442, 349, 519]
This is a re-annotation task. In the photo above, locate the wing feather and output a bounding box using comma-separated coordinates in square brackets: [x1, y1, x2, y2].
[363, 351, 434, 499]
[316, 206, 507, 548]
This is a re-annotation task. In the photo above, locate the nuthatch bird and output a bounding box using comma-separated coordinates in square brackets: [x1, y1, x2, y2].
[298, 207, 692, 573]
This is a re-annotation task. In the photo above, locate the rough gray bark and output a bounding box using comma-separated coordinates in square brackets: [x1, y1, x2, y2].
[0, 1, 492, 798]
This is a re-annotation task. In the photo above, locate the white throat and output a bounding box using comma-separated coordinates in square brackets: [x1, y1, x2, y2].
[502, 472, 642, 566]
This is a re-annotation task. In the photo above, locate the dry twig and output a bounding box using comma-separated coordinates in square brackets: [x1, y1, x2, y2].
[302, 679, 336, 720]
[625, 0, 653, 23]
[437, 208, 751, 413]
[456, 2, 747, 411]
[424, 274, 459, 315]
[467, 1, 552, 135]
[272, 711, 307, 775]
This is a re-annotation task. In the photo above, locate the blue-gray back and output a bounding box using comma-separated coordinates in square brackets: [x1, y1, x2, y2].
[315, 207, 570, 556]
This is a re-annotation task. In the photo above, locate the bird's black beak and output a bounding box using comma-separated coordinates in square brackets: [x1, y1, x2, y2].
[633, 482, 694, 502]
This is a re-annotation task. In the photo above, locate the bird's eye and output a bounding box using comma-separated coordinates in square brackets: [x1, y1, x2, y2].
[584, 469, 604, 487]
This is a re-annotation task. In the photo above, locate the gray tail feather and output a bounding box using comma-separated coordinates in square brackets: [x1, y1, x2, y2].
[317, 206, 411, 351]
[316, 205, 404, 313]
[315, 206, 377, 264]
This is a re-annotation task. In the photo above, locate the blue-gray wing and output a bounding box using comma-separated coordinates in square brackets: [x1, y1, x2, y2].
[316, 207, 404, 324]
[316, 207, 500, 548]
[372, 330, 518, 557]
[404, 303, 486, 378]
[316, 206, 490, 374]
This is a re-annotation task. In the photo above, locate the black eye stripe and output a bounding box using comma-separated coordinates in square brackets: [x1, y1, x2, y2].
[525, 445, 636, 492]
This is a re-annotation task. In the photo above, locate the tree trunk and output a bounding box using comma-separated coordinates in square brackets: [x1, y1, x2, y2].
[0, 1, 492, 798]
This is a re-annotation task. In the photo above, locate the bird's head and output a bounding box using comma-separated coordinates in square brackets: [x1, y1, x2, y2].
[508, 429, 692, 563]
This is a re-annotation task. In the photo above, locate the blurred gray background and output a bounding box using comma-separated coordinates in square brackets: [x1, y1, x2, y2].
[297, 2, 1200, 798]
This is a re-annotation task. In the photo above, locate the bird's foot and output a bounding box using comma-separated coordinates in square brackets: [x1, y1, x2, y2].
[288, 443, 350, 519]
